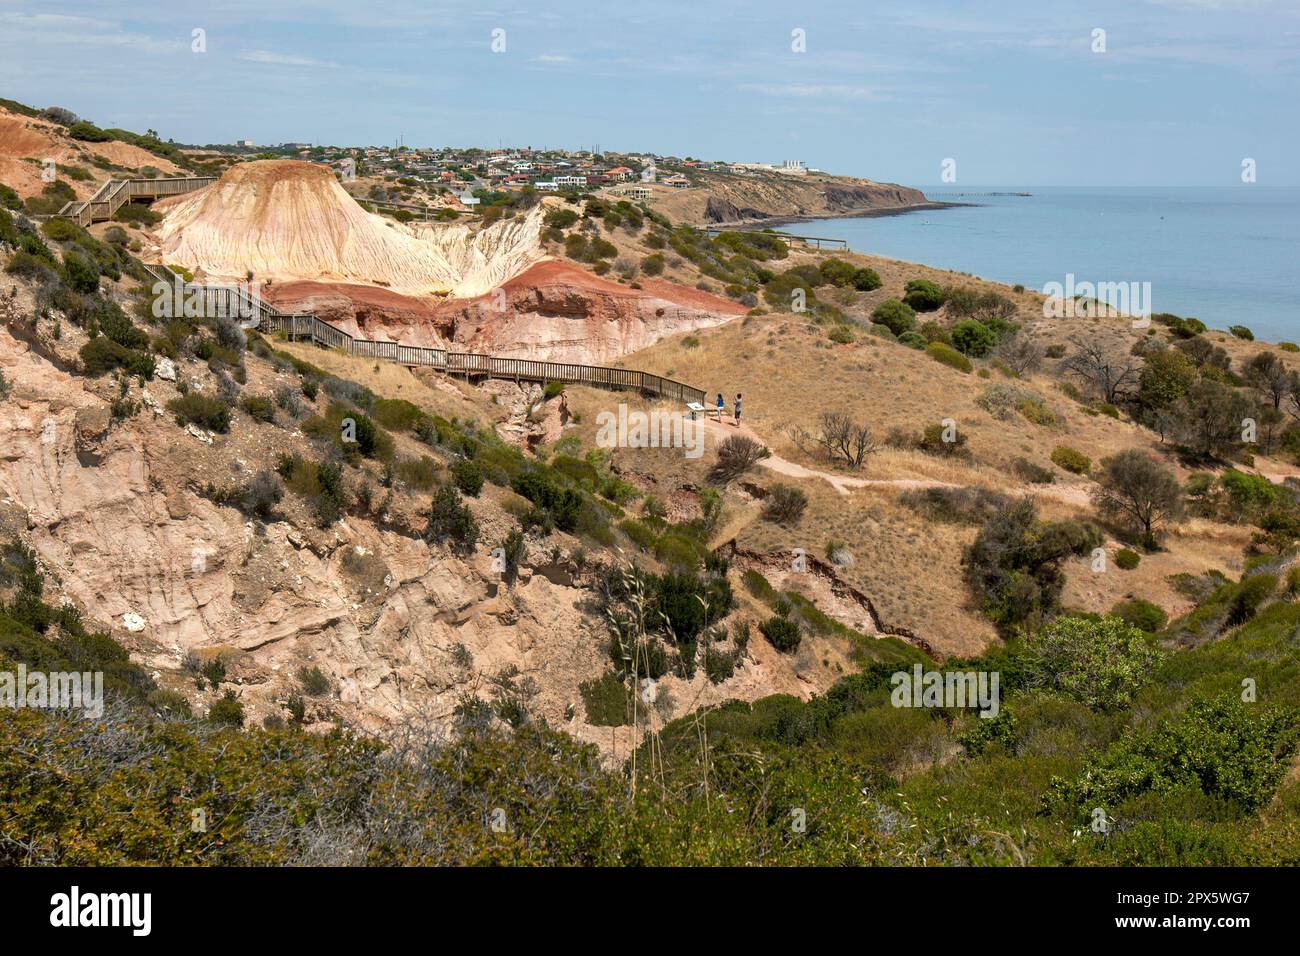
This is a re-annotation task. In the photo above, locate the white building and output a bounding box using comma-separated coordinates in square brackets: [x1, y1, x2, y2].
[554, 175, 587, 188]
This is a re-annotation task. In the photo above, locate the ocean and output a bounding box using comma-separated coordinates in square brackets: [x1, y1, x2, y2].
[781, 186, 1300, 343]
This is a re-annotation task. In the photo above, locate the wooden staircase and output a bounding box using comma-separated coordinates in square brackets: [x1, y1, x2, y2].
[59, 176, 217, 227]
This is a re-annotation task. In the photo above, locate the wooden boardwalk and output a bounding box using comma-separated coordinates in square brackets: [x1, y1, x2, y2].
[59, 177, 218, 226]
[140, 264, 706, 403]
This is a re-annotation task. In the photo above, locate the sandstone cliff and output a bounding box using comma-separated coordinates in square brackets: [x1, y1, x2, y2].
[149, 160, 546, 297]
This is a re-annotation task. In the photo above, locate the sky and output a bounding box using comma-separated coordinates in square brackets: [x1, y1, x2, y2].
[1, 0, 1298, 186]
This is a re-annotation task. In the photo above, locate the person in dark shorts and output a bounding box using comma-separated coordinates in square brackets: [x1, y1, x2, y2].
[733, 393, 742, 426]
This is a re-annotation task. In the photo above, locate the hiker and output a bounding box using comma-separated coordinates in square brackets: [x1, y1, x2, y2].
[715, 392, 725, 420]
[733, 393, 742, 427]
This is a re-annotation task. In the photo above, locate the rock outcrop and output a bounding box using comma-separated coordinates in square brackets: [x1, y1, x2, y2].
[266, 260, 749, 365]
[150, 160, 546, 297]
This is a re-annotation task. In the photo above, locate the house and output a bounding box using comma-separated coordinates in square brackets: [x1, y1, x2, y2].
[663, 175, 691, 189]
[534, 181, 559, 191]
[622, 185, 652, 200]
[606, 166, 633, 181]
[554, 175, 587, 188]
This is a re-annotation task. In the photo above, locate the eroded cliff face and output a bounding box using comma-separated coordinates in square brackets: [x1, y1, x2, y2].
[149, 160, 546, 297]
[265, 261, 749, 365]
[0, 314, 827, 752]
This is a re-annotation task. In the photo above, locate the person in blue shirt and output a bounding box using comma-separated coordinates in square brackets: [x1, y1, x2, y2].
[715, 392, 725, 419]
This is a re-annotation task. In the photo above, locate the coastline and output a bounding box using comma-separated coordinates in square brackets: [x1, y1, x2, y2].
[694, 200, 971, 231]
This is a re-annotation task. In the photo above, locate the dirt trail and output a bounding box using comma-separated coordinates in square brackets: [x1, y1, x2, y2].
[701, 416, 1093, 506]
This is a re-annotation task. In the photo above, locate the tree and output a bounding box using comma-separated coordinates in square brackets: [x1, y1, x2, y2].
[991, 334, 1044, 376]
[1243, 351, 1293, 410]
[1091, 449, 1183, 548]
[1137, 347, 1196, 410]
[814, 411, 876, 469]
[1060, 336, 1139, 405]
[1170, 379, 1253, 459]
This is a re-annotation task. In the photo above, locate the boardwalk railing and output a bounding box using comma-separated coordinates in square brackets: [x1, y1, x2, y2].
[139, 265, 706, 404]
[59, 176, 218, 227]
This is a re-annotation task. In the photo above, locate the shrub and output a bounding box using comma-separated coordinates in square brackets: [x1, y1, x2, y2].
[111, 203, 161, 226]
[1050, 445, 1091, 474]
[425, 482, 479, 552]
[704, 644, 737, 683]
[925, 341, 972, 373]
[870, 298, 916, 335]
[1114, 548, 1141, 570]
[852, 267, 882, 291]
[207, 690, 244, 727]
[1229, 325, 1254, 341]
[79, 336, 155, 379]
[1112, 598, 1168, 633]
[759, 615, 801, 652]
[964, 498, 1102, 633]
[761, 485, 808, 525]
[1012, 457, 1055, 484]
[298, 665, 334, 696]
[239, 470, 284, 519]
[951, 320, 998, 357]
[579, 672, 629, 725]
[1027, 614, 1163, 710]
[452, 458, 484, 497]
[902, 278, 945, 312]
[711, 434, 769, 483]
[1280, 342, 1299, 353]
[167, 393, 231, 433]
[61, 250, 100, 293]
[239, 394, 276, 424]
[827, 324, 854, 345]
[898, 330, 926, 349]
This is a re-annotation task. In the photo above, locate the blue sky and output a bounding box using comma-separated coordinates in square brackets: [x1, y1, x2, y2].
[1, 0, 1297, 186]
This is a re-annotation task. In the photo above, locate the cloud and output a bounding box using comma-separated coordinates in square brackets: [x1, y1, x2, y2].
[237, 49, 338, 67]
[737, 83, 886, 100]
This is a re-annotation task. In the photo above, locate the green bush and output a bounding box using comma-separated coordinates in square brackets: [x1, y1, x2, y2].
[759, 615, 801, 652]
[1027, 614, 1163, 710]
[425, 482, 479, 552]
[167, 393, 231, 433]
[1114, 548, 1141, 570]
[870, 298, 916, 335]
[1050, 445, 1091, 474]
[61, 250, 100, 293]
[902, 278, 945, 312]
[239, 394, 276, 424]
[452, 458, 484, 497]
[68, 121, 112, 142]
[1228, 325, 1253, 341]
[827, 324, 854, 345]
[852, 267, 882, 291]
[79, 336, 155, 379]
[925, 341, 972, 373]
[818, 258, 857, 287]
[1112, 598, 1168, 633]
[950, 320, 998, 357]
[579, 672, 629, 725]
